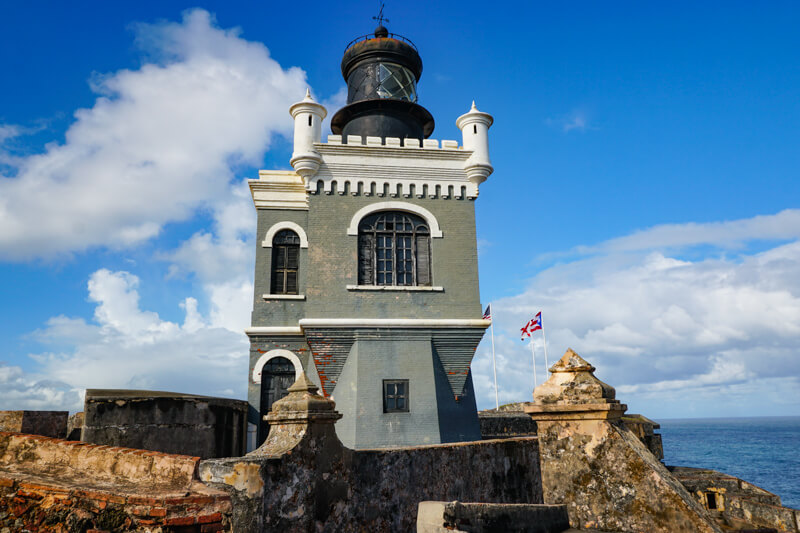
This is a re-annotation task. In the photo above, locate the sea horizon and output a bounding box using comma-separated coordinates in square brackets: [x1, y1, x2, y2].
[657, 415, 800, 510]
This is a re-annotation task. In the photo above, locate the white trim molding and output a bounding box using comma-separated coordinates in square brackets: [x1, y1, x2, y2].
[262, 294, 306, 300]
[299, 318, 490, 329]
[346, 201, 443, 237]
[346, 285, 443, 292]
[262, 221, 309, 248]
[252, 349, 304, 384]
[245, 326, 303, 336]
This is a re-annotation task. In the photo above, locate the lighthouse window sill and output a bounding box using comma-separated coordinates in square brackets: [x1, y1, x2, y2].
[346, 285, 443, 292]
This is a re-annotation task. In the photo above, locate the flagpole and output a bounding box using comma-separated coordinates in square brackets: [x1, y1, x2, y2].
[541, 323, 549, 375]
[530, 338, 538, 389]
[489, 304, 499, 410]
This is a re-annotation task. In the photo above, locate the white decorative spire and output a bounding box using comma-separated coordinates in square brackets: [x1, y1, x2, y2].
[456, 101, 494, 184]
[289, 90, 328, 179]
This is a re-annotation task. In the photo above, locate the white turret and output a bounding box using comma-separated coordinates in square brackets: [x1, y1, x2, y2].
[289, 89, 328, 178]
[456, 101, 494, 184]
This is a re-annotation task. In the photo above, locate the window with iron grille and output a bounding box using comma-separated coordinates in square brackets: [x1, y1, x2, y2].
[271, 230, 300, 294]
[383, 380, 409, 413]
[358, 212, 431, 286]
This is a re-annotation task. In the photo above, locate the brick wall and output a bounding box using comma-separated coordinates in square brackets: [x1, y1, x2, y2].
[0, 432, 231, 532]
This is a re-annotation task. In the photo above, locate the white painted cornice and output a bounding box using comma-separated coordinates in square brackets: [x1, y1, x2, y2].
[249, 170, 308, 210]
[298, 318, 490, 329]
[308, 137, 481, 199]
[245, 326, 303, 335]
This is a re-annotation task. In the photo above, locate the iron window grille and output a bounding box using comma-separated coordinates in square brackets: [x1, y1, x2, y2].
[271, 230, 300, 294]
[358, 212, 431, 286]
[383, 379, 409, 413]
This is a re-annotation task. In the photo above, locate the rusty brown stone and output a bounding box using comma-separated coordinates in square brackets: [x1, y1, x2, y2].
[523, 349, 724, 532]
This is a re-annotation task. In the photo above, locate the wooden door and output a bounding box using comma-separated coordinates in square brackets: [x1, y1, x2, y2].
[258, 357, 296, 445]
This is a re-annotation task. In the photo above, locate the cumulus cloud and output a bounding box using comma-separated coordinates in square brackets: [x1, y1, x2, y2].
[18, 269, 248, 411]
[475, 214, 800, 418]
[0, 363, 82, 412]
[0, 8, 307, 260]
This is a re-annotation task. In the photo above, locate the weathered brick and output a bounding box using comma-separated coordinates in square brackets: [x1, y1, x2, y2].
[197, 512, 222, 523]
[165, 515, 196, 526]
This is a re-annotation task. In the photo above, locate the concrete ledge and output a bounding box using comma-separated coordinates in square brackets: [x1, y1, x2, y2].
[524, 402, 628, 420]
[261, 294, 306, 300]
[346, 284, 444, 292]
[299, 318, 490, 328]
[245, 326, 303, 336]
[417, 501, 570, 533]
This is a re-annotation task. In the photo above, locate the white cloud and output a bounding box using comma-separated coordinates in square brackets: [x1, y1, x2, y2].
[0, 9, 308, 261]
[575, 209, 800, 254]
[546, 110, 593, 133]
[0, 363, 82, 412]
[476, 214, 800, 418]
[19, 269, 249, 411]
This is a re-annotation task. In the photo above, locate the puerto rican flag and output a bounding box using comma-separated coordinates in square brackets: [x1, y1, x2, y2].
[520, 312, 543, 340]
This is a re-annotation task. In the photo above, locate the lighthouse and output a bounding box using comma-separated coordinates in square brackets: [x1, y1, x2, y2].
[246, 23, 494, 449]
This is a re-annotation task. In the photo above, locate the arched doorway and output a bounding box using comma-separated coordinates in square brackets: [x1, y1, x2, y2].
[258, 356, 296, 444]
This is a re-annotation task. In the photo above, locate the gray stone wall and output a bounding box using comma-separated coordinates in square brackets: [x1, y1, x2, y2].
[252, 208, 308, 326]
[303, 194, 481, 319]
[0, 410, 68, 438]
[332, 335, 441, 448]
[82, 390, 248, 459]
[251, 195, 482, 326]
[200, 437, 543, 533]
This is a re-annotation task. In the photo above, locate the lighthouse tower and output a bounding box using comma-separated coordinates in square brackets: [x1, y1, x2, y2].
[246, 24, 494, 449]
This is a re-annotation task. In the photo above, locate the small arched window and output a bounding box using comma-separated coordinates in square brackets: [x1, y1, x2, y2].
[271, 230, 300, 294]
[358, 211, 431, 286]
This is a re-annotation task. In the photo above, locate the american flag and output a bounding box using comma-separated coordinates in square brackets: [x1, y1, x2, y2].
[482, 304, 492, 320]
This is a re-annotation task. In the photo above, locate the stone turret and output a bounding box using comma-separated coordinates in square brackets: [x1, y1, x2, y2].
[524, 349, 722, 533]
[251, 372, 343, 457]
[289, 89, 327, 178]
[526, 348, 626, 420]
[456, 101, 494, 185]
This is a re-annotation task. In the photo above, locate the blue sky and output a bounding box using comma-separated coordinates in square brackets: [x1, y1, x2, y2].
[1, 1, 799, 418]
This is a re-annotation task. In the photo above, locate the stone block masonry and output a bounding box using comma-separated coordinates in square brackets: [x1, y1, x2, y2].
[82, 389, 248, 459]
[0, 410, 68, 438]
[525, 350, 723, 533]
[0, 432, 232, 532]
[200, 373, 542, 532]
[416, 501, 570, 533]
[671, 466, 800, 532]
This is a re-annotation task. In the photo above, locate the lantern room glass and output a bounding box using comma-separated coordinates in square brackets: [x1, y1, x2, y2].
[376, 63, 417, 102]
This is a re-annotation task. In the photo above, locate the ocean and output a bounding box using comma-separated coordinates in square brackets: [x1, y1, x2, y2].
[658, 416, 800, 510]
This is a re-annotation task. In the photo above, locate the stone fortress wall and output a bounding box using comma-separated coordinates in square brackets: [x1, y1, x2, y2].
[1, 352, 798, 532]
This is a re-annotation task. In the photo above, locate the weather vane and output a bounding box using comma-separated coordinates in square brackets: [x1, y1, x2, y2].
[373, 2, 390, 27]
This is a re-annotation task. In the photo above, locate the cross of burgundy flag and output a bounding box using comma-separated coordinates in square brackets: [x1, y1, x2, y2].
[520, 312, 543, 340]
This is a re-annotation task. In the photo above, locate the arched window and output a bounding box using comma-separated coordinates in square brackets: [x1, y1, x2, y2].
[358, 211, 431, 286]
[271, 230, 300, 294]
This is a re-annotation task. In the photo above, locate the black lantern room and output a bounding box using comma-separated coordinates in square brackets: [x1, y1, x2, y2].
[331, 25, 435, 141]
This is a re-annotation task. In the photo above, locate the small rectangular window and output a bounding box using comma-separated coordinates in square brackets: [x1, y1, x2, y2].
[706, 492, 717, 510]
[383, 379, 409, 413]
